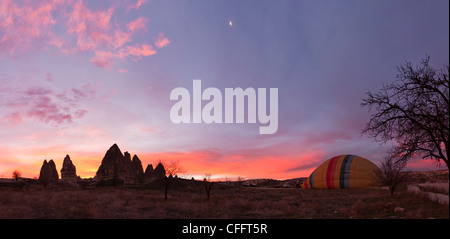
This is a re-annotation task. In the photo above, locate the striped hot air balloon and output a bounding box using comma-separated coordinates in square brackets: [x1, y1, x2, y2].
[302, 155, 381, 189]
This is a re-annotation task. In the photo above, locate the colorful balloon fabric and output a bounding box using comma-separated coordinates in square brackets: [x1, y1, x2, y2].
[302, 155, 381, 189]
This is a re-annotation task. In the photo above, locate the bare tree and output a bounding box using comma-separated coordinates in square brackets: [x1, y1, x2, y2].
[159, 160, 185, 200]
[163, 160, 186, 176]
[12, 170, 25, 190]
[374, 156, 408, 197]
[12, 170, 21, 181]
[237, 176, 245, 186]
[203, 173, 214, 200]
[362, 56, 449, 169]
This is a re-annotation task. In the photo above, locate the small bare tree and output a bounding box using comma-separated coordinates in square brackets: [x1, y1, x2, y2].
[12, 170, 25, 189]
[374, 156, 408, 197]
[237, 176, 245, 186]
[12, 170, 21, 181]
[164, 160, 186, 176]
[159, 160, 185, 200]
[203, 173, 214, 200]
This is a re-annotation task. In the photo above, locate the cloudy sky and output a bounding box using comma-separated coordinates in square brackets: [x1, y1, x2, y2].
[0, 0, 448, 179]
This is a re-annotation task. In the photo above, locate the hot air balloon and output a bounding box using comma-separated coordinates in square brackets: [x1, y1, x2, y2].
[302, 155, 381, 189]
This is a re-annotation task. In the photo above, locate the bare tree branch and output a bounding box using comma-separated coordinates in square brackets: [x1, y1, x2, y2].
[362, 56, 449, 169]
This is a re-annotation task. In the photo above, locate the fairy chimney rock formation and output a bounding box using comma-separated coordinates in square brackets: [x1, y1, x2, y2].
[95, 144, 144, 184]
[143, 163, 167, 182]
[153, 162, 166, 178]
[61, 155, 77, 181]
[123, 151, 134, 183]
[144, 164, 154, 177]
[131, 155, 144, 184]
[39, 159, 59, 187]
[124, 151, 132, 163]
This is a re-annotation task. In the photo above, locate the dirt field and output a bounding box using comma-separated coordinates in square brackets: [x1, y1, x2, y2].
[0, 182, 448, 219]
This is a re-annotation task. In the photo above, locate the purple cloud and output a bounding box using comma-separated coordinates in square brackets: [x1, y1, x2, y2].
[1, 83, 97, 127]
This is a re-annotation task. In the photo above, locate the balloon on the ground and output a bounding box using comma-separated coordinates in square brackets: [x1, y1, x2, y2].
[302, 155, 381, 189]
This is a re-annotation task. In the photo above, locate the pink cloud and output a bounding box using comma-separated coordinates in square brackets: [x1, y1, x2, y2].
[64, 2, 159, 68]
[128, 0, 148, 11]
[125, 44, 156, 57]
[25, 87, 53, 96]
[63, 0, 158, 67]
[72, 87, 92, 100]
[3, 112, 22, 126]
[65, 0, 115, 51]
[1, 83, 98, 127]
[90, 50, 115, 68]
[26, 95, 73, 125]
[113, 29, 131, 49]
[90, 43, 156, 68]
[46, 73, 55, 82]
[154, 32, 170, 48]
[141, 126, 153, 133]
[0, 0, 167, 68]
[47, 32, 65, 48]
[0, 0, 62, 54]
[74, 109, 88, 118]
[127, 17, 148, 33]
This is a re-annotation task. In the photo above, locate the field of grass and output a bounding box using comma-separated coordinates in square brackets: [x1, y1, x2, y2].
[0, 181, 448, 219]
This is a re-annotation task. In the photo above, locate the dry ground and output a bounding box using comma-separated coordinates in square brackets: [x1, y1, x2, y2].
[0, 183, 448, 219]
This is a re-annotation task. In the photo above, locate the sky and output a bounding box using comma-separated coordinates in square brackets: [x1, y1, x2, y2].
[0, 0, 449, 180]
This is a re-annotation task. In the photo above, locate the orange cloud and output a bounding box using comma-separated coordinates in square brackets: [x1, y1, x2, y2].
[137, 148, 324, 180]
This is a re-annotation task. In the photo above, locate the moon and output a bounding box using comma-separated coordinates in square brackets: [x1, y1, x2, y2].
[228, 20, 233, 27]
